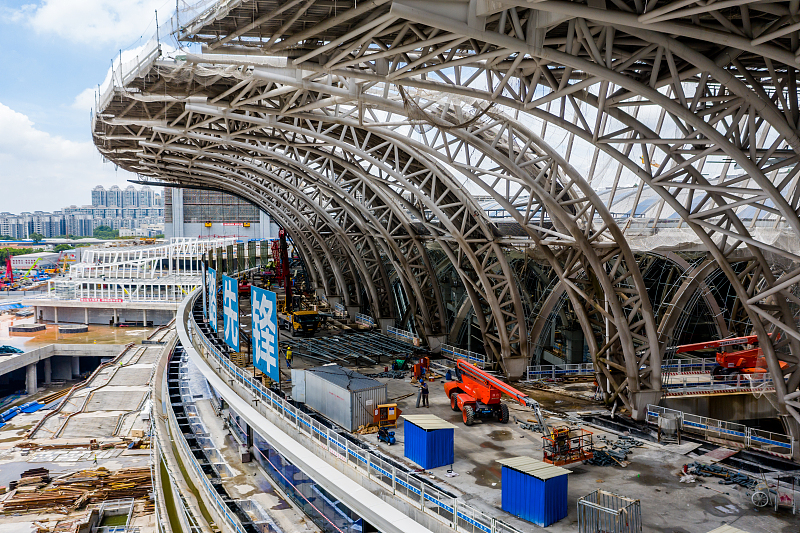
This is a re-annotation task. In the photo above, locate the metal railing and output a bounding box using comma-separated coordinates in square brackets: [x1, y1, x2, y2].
[386, 325, 422, 346]
[663, 373, 775, 395]
[646, 404, 794, 458]
[355, 313, 375, 328]
[333, 302, 346, 318]
[526, 357, 719, 382]
[187, 295, 525, 533]
[441, 344, 487, 368]
[164, 353, 248, 533]
[526, 362, 594, 380]
[661, 357, 718, 374]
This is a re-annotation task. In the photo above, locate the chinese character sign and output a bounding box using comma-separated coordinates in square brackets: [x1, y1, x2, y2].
[208, 267, 217, 332]
[222, 274, 239, 351]
[251, 286, 279, 382]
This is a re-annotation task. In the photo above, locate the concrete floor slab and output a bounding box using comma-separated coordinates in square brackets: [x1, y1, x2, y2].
[337, 363, 799, 533]
[60, 413, 121, 438]
[84, 390, 146, 412]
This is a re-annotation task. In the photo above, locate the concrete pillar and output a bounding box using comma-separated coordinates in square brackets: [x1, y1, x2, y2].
[113, 308, 118, 325]
[84, 308, 89, 325]
[43, 357, 51, 384]
[26, 363, 37, 395]
[34, 306, 38, 324]
[53, 307, 58, 325]
[346, 306, 360, 321]
[72, 356, 80, 378]
[142, 309, 147, 326]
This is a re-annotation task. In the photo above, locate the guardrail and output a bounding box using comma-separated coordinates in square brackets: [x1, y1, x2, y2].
[333, 302, 346, 318]
[526, 363, 594, 380]
[164, 350, 248, 533]
[386, 325, 421, 346]
[661, 358, 718, 374]
[526, 358, 720, 382]
[187, 294, 524, 533]
[441, 344, 487, 368]
[355, 313, 375, 328]
[663, 373, 775, 396]
[646, 404, 794, 459]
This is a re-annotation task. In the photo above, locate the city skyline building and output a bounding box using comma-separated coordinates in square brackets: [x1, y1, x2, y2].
[1, 184, 165, 239]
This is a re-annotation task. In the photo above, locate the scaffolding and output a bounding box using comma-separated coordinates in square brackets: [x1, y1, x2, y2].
[42, 237, 270, 304]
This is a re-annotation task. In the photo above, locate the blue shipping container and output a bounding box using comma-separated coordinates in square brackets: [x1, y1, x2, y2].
[500, 460, 569, 527]
[403, 418, 455, 469]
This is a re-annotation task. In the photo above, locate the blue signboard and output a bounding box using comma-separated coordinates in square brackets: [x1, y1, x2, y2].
[222, 274, 239, 351]
[251, 286, 279, 382]
[208, 267, 217, 332]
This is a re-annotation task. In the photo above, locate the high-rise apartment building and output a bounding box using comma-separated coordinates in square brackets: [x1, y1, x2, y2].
[0, 185, 165, 238]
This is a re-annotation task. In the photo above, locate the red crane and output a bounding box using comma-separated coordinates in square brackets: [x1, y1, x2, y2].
[675, 334, 787, 377]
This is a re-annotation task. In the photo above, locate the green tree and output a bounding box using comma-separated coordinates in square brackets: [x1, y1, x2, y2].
[92, 226, 119, 239]
[30, 233, 44, 243]
[54, 244, 74, 252]
[0, 248, 34, 263]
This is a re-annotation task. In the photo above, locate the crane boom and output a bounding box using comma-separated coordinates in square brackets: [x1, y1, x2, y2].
[456, 360, 530, 406]
[675, 335, 759, 354]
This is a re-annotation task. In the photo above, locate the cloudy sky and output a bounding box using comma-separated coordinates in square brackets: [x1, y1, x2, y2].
[0, 0, 180, 213]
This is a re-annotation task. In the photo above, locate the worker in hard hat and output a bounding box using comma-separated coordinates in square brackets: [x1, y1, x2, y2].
[285, 346, 293, 368]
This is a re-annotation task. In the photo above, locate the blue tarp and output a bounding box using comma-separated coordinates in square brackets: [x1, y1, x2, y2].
[0, 406, 21, 423]
[0, 422, 5, 430]
[404, 421, 454, 469]
[0, 303, 22, 312]
[20, 402, 44, 413]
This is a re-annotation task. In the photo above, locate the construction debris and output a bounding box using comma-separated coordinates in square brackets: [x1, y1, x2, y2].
[585, 435, 642, 467]
[365, 370, 407, 379]
[683, 462, 757, 489]
[1, 467, 152, 514]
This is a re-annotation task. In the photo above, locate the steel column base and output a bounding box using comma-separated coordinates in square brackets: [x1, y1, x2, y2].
[503, 357, 529, 381]
[630, 390, 663, 421]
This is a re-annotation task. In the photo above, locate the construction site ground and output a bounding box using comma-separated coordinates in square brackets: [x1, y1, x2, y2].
[284, 357, 799, 533]
[0, 329, 166, 532]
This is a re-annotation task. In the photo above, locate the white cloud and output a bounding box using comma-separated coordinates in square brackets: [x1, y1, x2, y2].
[72, 88, 96, 111]
[18, 0, 165, 45]
[0, 102, 133, 213]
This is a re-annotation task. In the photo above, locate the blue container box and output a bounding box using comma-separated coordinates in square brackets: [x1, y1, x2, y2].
[499, 457, 571, 527]
[402, 415, 456, 469]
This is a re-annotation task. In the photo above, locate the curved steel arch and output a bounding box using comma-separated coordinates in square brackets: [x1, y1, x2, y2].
[92, 0, 800, 436]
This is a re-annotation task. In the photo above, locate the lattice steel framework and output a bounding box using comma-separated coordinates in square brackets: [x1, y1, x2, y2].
[92, 0, 800, 435]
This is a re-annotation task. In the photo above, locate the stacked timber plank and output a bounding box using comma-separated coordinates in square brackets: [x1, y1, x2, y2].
[9, 468, 50, 490]
[2, 467, 151, 514]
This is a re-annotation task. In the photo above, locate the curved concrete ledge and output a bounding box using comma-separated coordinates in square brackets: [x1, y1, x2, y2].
[58, 325, 89, 334]
[9, 324, 46, 333]
[177, 289, 437, 533]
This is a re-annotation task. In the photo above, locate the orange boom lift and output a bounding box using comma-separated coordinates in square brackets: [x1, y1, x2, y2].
[444, 360, 593, 465]
[675, 334, 788, 377]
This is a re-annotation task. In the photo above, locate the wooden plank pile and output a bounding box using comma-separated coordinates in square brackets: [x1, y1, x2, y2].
[9, 468, 50, 490]
[2, 467, 152, 514]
